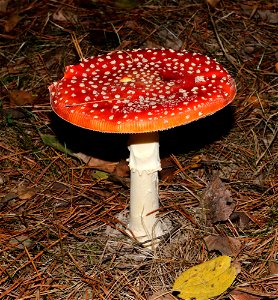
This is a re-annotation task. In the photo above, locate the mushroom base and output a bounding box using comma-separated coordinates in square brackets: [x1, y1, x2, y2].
[128, 170, 164, 246]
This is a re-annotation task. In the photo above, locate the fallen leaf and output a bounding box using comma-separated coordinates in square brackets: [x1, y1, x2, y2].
[202, 174, 235, 224]
[172, 256, 238, 300]
[41, 134, 73, 155]
[17, 183, 38, 200]
[230, 212, 251, 229]
[52, 10, 77, 22]
[91, 170, 109, 180]
[160, 167, 176, 181]
[229, 288, 276, 300]
[206, 0, 221, 8]
[245, 95, 269, 109]
[0, 0, 9, 12]
[240, 5, 278, 24]
[74, 153, 128, 176]
[2, 108, 27, 120]
[9, 90, 35, 106]
[257, 10, 278, 24]
[154, 28, 182, 50]
[87, 156, 117, 173]
[269, 261, 278, 275]
[71, 152, 91, 164]
[275, 62, 278, 73]
[9, 235, 33, 250]
[148, 290, 175, 300]
[269, 261, 278, 289]
[243, 45, 255, 55]
[230, 287, 278, 300]
[73, 152, 118, 173]
[114, 0, 137, 9]
[114, 160, 129, 177]
[204, 235, 242, 256]
[2, 192, 17, 202]
[51, 182, 69, 192]
[4, 14, 22, 32]
[0, 174, 8, 185]
[229, 290, 263, 300]
[159, 157, 176, 181]
[0, 192, 16, 210]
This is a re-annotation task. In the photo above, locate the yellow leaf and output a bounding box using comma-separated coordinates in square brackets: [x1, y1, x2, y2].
[91, 170, 109, 180]
[172, 256, 237, 300]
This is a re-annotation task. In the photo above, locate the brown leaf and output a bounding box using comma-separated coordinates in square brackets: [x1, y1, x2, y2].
[87, 157, 117, 173]
[154, 28, 182, 50]
[204, 235, 242, 256]
[9, 235, 33, 250]
[4, 14, 22, 32]
[51, 182, 70, 192]
[9, 90, 35, 106]
[229, 288, 276, 300]
[114, 160, 129, 177]
[257, 10, 278, 24]
[230, 212, 251, 229]
[159, 157, 176, 181]
[0, 0, 10, 12]
[17, 183, 38, 200]
[202, 174, 235, 224]
[245, 95, 269, 109]
[275, 62, 278, 73]
[269, 261, 278, 289]
[2, 108, 26, 120]
[241, 5, 278, 24]
[159, 167, 176, 181]
[0, 174, 8, 185]
[229, 290, 262, 300]
[114, 0, 137, 9]
[73, 152, 130, 176]
[52, 10, 77, 22]
[148, 291, 175, 300]
[72, 152, 117, 173]
[206, 0, 221, 8]
[269, 261, 278, 275]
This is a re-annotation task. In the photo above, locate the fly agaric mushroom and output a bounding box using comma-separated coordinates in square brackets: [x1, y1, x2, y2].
[49, 49, 236, 246]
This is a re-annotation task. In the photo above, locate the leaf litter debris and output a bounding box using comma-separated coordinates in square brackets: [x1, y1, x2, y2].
[0, 0, 277, 299]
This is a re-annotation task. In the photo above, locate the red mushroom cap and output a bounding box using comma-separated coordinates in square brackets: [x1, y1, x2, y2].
[49, 49, 236, 133]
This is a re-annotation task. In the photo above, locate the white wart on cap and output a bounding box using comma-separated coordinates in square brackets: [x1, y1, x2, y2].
[49, 49, 236, 133]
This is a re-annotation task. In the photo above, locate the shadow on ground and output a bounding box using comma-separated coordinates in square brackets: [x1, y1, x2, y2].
[50, 105, 235, 161]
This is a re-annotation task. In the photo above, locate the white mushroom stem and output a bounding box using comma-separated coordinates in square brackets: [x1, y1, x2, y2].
[128, 132, 164, 246]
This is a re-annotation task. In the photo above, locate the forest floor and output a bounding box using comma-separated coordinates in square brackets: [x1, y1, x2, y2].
[0, 0, 277, 299]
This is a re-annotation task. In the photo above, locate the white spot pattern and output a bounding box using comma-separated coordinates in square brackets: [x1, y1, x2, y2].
[49, 48, 236, 133]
